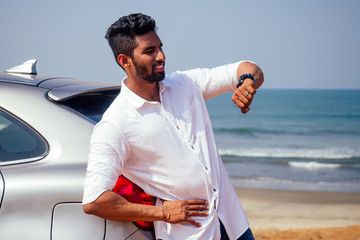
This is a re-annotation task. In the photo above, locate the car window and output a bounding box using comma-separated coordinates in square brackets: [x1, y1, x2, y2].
[0, 109, 48, 163]
[58, 90, 119, 123]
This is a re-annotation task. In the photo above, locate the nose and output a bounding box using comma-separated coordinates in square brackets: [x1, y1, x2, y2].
[156, 48, 165, 62]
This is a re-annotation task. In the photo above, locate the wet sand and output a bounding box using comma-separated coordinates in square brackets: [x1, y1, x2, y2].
[235, 187, 360, 239]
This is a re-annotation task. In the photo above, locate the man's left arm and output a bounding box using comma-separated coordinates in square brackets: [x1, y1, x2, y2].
[232, 61, 264, 114]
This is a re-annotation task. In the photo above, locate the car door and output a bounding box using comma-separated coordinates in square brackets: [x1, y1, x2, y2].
[0, 105, 107, 239]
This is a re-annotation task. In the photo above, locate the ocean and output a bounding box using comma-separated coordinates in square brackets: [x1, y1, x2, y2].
[206, 89, 360, 192]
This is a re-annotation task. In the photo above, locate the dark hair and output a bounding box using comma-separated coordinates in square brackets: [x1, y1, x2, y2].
[105, 13, 157, 65]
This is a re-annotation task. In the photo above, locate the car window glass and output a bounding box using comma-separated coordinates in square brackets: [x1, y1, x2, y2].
[58, 90, 119, 123]
[0, 109, 48, 163]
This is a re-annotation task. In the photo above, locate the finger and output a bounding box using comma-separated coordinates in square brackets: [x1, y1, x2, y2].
[235, 84, 256, 96]
[185, 200, 208, 205]
[236, 90, 255, 103]
[241, 107, 250, 114]
[244, 91, 252, 99]
[243, 87, 256, 99]
[234, 86, 245, 97]
[233, 95, 250, 108]
[186, 217, 202, 227]
[186, 210, 209, 217]
[233, 99, 246, 109]
[232, 93, 253, 113]
[187, 205, 209, 211]
[244, 85, 256, 95]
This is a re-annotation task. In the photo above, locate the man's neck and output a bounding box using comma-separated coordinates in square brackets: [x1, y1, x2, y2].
[125, 77, 161, 102]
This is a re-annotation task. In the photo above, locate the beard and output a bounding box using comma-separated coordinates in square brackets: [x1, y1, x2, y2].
[133, 61, 165, 83]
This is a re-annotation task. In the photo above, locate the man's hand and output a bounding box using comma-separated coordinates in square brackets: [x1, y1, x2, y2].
[232, 79, 257, 114]
[162, 199, 209, 227]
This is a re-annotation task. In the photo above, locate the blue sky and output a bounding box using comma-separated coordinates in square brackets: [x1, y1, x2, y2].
[1, 0, 359, 89]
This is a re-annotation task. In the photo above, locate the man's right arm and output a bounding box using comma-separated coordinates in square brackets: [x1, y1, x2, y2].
[83, 191, 209, 227]
[84, 121, 209, 227]
[83, 191, 164, 222]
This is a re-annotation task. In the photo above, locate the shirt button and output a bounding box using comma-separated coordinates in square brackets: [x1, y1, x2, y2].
[191, 146, 194, 149]
[205, 166, 208, 170]
[176, 125, 180, 129]
[213, 188, 217, 192]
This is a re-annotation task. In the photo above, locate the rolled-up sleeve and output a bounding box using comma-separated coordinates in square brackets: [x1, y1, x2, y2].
[82, 121, 129, 205]
[181, 61, 243, 100]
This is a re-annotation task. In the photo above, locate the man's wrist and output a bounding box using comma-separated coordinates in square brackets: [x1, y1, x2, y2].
[161, 206, 170, 221]
[236, 73, 256, 88]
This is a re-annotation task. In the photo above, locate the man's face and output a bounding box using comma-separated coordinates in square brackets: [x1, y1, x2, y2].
[132, 31, 166, 82]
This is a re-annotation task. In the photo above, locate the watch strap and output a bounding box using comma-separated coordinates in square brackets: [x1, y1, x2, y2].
[236, 73, 256, 88]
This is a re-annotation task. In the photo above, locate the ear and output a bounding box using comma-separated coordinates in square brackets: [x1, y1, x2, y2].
[117, 54, 132, 68]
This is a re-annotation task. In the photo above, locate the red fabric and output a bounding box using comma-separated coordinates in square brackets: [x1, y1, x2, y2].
[112, 175, 154, 231]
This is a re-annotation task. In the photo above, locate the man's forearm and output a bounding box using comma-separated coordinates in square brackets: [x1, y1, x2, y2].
[83, 190, 209, 227]
[83, 190, 165, 222]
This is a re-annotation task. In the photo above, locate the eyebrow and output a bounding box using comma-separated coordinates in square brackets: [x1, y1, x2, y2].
[143, 42, 163, 52]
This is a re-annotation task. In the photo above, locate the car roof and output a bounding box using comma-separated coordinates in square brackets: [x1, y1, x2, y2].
[0, 72, 54, 86]
[1, 60, 121, 101]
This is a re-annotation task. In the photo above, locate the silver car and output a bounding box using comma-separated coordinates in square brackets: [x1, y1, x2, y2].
[0, 60, 154, 240]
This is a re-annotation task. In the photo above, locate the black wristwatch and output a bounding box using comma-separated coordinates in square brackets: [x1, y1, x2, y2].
[236, 73, 256, 88]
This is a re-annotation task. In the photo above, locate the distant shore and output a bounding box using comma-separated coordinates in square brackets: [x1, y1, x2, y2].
[235, 187, 360, 239]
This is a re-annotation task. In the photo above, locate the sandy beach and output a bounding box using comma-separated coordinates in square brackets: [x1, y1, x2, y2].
[236, 187, 360, 239]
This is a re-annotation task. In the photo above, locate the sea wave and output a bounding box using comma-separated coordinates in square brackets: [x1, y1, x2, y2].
[218, 147, 360, 160]
[213, 127, 360, 136]
[231, 176, 360, 186]
[288, 161, 341, 169]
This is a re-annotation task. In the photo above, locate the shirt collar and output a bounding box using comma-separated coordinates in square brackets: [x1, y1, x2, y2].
[121, 77, 166, 109]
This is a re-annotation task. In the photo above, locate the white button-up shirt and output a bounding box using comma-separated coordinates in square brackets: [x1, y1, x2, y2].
[83, 62, 249, 239]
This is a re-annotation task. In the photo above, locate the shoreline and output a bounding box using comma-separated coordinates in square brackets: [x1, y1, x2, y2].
[235, 187, 360, 239]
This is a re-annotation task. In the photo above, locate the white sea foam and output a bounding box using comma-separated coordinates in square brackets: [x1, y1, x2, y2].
[218, 147, 359, 159]
[288, 161, 341, 169]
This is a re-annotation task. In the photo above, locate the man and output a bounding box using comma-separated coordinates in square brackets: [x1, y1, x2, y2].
[83, 13, 264, 240]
